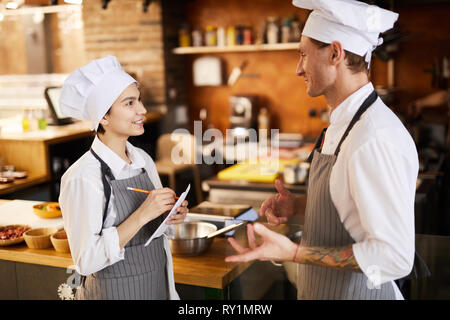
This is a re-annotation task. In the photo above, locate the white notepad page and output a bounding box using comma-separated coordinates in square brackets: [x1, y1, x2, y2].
[144, 184, 190, 246]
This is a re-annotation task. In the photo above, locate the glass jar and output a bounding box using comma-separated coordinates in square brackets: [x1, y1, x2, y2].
[217, 27, 226, 47]
[37, 108, 47, 130]
[205, 26, 217, 46]
[243, 25, 253, 45]
[266, 17, 279, 44]
[192, 29, 203, 47]
[29, 108, 38, 131]
[179, 24, 191, 47]
[22, 109, 31, 131]
[226, 26, 236, 46]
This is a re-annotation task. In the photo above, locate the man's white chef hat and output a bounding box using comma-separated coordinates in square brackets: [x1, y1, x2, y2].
[292, 0, 399, 67]
[60, 56, 137, 130]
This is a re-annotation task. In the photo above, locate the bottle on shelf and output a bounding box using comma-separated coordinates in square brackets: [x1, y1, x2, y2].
[281, 18, 291, 43]
[226, 26, 236, 46]
[37, 107, 47, 130]
[243, 25, 253, 45]
[266, 17, 279, 44]
[217, 27, 226, 47]
[205, 26, 217, 46]
[22, 108, 30, 131]
[192, 29, 203, 46]
[179, 23, 191, 47]
[258, 107, 270, 131]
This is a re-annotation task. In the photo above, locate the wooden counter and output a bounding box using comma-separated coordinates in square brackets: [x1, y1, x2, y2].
[0, 196, 252, 289]
[0, 237, 250, 290]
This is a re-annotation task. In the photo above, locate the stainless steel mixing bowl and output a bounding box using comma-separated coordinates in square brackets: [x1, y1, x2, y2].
[168, 221, 244, 256]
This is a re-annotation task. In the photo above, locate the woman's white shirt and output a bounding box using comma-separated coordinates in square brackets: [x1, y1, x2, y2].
[321, 82, 419, 300]
[59, 135, 163, 276]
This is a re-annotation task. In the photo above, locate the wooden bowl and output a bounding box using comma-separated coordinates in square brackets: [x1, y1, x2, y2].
[50, 230, 70, 253]
[33, 202, 62, 219]
[0, 225, 31, 247]
[23, 227, 58, 249]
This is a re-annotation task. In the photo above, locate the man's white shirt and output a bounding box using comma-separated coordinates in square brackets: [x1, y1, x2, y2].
[321, 82, 418, 300]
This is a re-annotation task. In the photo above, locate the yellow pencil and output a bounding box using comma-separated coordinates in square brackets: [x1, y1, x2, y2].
[126, 187, 180, 199]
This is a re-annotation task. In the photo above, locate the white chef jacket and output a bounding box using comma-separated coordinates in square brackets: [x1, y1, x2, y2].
[322, 82, 418, 300]
[59, 136, 179, 299]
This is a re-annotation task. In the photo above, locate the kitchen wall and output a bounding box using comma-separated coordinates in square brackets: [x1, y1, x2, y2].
[0, 6, 85, 75]
[169, 0, 449, 137]
[81, 0, 166, 106]
[1, 0, 448, 136]
[183, 0, 329, 137]
[393, 4, 450, 112]
[0, 0, 167, 113]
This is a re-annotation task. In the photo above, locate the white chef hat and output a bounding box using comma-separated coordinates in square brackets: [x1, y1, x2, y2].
[292, 0, 399, 68]
[59, 56, 137, 130]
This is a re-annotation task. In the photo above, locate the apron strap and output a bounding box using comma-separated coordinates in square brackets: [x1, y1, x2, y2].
[90, 149, 116, 224]
[306, 127, 328, 163]
[306, 90, 378, 163]
[334, 90, 378, 157]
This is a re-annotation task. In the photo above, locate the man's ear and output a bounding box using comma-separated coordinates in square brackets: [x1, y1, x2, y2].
[329, 41, 345, 66]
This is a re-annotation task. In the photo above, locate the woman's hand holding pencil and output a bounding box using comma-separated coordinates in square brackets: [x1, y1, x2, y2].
[127, 187, 180, 199]
[128, 186, 188, 225]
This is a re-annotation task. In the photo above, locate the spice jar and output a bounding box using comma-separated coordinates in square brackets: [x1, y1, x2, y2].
[179, 24, 191, 47]
[22, 108, 31, 131]
[192, 29, 203, 46]
[266, 17, 279, 44]
[226, 26, 236, 46]
[217, 27, 226, 47]
[205, 26, 217, 46]
[243, 25, 253, 45]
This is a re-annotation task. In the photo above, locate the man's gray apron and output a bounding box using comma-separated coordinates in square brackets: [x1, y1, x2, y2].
[297, 91, 397, 299]
[75, 149, 167, 300]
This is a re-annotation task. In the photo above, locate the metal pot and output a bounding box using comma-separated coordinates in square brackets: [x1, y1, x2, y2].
[168, 221, 244, 256]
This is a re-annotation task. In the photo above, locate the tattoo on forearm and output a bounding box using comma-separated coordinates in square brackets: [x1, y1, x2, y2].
[297, 245, 361, 272]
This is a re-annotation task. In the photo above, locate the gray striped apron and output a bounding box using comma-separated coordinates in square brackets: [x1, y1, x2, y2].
[297, 90, 396, 300]
[75, 149, 168, 300]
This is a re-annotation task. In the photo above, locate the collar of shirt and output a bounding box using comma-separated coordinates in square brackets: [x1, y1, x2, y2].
[91, 135, 146, 178]
[329, 82, 375, 126]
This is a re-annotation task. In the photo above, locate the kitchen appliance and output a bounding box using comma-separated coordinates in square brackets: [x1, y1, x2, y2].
[283, 162, 310, 185]
[228, 95, 258, 143]
[167, 221, 245, 256]
[44, 87, 74, 125]
[192, 56, 223, 86]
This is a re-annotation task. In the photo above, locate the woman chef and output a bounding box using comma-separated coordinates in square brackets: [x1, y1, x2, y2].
[58, 56, 187, 300]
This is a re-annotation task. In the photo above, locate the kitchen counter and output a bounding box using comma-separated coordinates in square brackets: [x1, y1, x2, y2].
[0, 237, 250, 290]
[0, 198, 254, 291]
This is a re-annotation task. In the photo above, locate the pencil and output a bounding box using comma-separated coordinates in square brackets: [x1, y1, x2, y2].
[126, 187, 180, 199]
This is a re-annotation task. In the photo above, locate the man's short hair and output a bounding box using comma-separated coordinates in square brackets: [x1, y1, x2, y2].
[309, 38, 369, 74]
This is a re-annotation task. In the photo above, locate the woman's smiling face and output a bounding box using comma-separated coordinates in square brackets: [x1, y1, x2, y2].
[100, 83, 147, 137]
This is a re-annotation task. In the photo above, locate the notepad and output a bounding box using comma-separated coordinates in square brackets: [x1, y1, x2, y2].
[144, 184, 190, 246]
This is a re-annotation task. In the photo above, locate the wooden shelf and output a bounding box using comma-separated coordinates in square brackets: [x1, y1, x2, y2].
[172, 42, 299, 55]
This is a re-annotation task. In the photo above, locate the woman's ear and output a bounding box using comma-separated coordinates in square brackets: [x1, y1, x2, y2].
[329, 41, 345, 66]
[99, 115, 109, 127]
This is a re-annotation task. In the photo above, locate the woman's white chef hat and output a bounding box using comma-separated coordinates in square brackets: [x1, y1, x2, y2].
[59, 56, 137, 130]
[292, 0, 399, 67]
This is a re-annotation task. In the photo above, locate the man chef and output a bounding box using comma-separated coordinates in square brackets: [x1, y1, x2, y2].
[226, 0, 419, 300]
